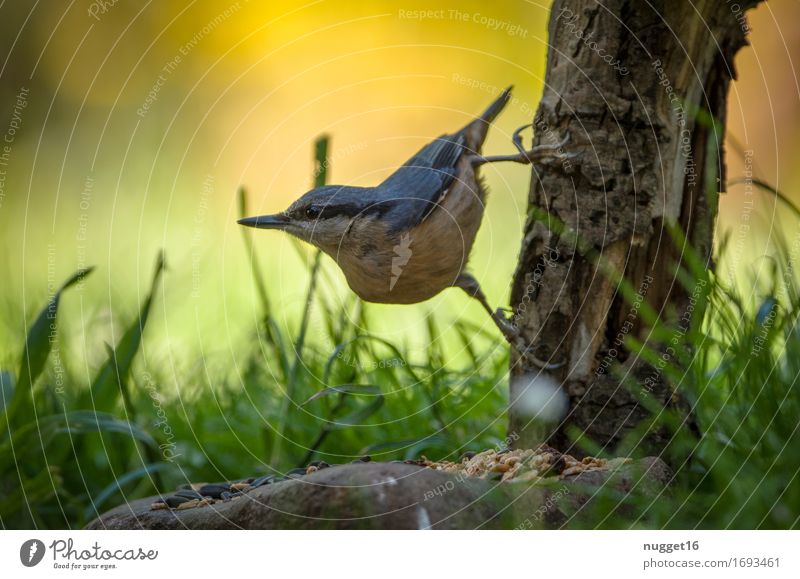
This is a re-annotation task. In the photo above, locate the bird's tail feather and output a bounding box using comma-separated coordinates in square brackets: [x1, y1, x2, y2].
[478, 85, 513, 125]
[462, 85, 513, 152]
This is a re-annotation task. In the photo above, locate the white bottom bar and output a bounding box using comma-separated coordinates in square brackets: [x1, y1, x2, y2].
[1, 531, 797, 578]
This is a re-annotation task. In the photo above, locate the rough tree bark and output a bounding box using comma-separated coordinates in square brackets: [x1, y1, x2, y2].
[509, 0, 763, 453]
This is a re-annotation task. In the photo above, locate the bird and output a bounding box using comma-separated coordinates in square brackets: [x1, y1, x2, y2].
[238, 87, 568, 366]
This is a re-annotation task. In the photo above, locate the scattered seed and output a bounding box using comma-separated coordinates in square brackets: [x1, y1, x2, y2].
[177, 499, 199, 510]
[561, 466, 584, 477]
[541, 455, 566, 477]
[161, 448, 621, 506]
[308, 460, 330, 469]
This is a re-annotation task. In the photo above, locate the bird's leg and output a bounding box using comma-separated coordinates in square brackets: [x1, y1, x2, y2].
[454, 273, 518, 340]
[471, 125, 574, 166]
[454, 273, 560, 369]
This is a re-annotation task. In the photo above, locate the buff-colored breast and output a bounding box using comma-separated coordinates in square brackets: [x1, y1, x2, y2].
[335, 160, 486, 304]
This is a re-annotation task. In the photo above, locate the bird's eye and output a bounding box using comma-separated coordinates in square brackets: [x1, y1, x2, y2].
[305, 206, 321, 219]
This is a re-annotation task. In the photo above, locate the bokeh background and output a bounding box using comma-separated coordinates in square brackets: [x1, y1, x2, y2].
[0, 0, 797, 362]
[0, 0, 798, 527]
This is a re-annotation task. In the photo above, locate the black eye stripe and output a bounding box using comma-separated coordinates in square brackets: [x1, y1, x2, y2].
[296, 201, 392, 220]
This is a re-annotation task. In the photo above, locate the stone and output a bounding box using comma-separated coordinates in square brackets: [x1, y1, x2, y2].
[87, 458, 670, 530]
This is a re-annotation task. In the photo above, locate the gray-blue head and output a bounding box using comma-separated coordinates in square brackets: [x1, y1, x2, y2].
[238, 185, 386, 254]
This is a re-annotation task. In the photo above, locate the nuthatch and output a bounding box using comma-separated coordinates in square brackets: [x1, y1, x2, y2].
[239, 87, 568, 366]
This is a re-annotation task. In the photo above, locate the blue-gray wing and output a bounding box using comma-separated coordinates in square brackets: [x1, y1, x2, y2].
[377, 133, 466, 233]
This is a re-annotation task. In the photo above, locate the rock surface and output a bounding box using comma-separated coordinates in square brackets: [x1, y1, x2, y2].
[88, 457, 671, 529]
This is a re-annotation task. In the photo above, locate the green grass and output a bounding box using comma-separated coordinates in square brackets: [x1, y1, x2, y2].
[561, 228, 800, 529]
[1, 141, 798, 529]
[0, 136, 511, 529]
[0, 250, 510, 528]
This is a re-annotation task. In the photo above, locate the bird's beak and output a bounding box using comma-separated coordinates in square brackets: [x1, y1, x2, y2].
[237, 214, 290, 230]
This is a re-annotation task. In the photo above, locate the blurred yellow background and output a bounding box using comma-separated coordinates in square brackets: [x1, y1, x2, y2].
[0, 0, 796, 374]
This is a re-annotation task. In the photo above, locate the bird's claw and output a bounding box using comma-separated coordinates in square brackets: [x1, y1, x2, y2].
[521, 132, 572, 164]
[491, 309, 566, 370]
[511, 123, 534, 157]
[491, 308, 519, 342]
[470, 130, 574, 167]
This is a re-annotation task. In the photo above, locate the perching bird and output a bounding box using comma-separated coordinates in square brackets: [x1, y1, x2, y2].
[239, 87, 568, 365]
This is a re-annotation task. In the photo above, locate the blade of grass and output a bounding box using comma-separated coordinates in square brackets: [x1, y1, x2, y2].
[0, 411, 158, 475]
[83, 462, 169, 521]
[271, 134, 329, 467]
[298, 386, 385, 465]
[0, 466, 60, 522]
[3, 267, 93, 432]
[0, 370, 14, 414]
[90, 251, 164, 414]
[729, 178, 800, 222]
[333, 395, 384, 428]
[238, 186, 272, 316]
[301, 384, 381, 406]
[87, 252, 165, 489]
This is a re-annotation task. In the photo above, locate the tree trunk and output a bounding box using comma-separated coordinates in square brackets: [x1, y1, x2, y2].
[509, 0, 762, 453]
